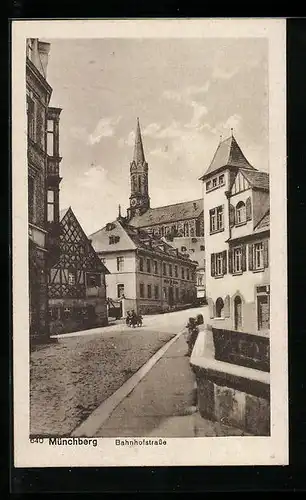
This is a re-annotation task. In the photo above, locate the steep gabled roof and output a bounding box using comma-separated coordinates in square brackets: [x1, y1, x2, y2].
[58, 206, 110, 274]
[241, 170, 269, 191]
[129, 198, 203, 228]
[59, 207, 70, 221]
[89, 219, 137, 253]
[254, 209, 270, 232]
[199, 135, 256, 180]
[90, 219, 197, 265]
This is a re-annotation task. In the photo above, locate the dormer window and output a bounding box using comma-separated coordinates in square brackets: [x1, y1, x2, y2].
[109, 235, 120, 244]
[219, 174, 225, 185]
[206, 181, 211, 191]
[212, 178, 217, 188]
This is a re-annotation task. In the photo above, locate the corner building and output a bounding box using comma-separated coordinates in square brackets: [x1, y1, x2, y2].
[200, 134, 270, 334]
[27, 38, 62, 341]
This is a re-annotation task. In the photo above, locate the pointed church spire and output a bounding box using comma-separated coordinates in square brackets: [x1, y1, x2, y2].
[133, 117, 145, 164]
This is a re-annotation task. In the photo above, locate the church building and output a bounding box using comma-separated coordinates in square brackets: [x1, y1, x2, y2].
[126, 118, 206, 300]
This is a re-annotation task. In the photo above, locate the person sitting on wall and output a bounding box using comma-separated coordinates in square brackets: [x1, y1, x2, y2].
[185, 317, 199, 357]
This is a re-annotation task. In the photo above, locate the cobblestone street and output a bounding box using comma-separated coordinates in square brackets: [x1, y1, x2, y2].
[30, 308, 203, 436]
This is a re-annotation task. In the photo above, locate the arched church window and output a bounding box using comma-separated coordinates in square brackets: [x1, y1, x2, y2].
[138, 175, 142, 191]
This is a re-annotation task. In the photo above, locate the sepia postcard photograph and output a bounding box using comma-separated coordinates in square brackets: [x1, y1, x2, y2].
[12, 18, 288, 467]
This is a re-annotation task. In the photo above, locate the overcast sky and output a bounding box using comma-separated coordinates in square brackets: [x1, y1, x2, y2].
[46, 38, 269, 235]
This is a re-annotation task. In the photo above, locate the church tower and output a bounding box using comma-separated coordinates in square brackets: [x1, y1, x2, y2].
[127, 118, 150, 219]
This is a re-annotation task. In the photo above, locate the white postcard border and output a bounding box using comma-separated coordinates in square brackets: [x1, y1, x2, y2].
[12, 18, 288, 467]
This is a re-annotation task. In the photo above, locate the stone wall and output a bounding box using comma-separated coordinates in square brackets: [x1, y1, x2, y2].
[48, 297, 108, 335]
[190, 325, 270, 436]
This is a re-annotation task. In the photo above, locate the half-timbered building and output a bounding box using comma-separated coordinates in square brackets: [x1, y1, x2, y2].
[48, 207, 109, 334]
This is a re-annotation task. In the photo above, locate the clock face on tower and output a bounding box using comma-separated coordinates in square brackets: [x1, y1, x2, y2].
[131, 198, 138, 207]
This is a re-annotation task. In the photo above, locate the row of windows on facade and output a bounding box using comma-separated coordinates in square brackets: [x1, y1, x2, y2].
[181, 244, 205, 252]
[206, 173, 225, 192]
[109, 225, 203, 244]
[213, 295, 270, 331]
[116, 283, 192, 302]
[101, 256, 195, 280]
[138, 257, 195, 280]
[211, 241, 269, 277]
[28, 177, 57, 224]
[27, 95, 58, 156]
[212, 287, 270, 331]
[150, 221, 203, 238]
[49, 272, 102, 287]
[209, 199, 252, 233]
[49, 304, 96, 321]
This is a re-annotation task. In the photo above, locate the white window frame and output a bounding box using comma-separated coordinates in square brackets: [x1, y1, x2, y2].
[233, 247, 242, 273]
[117, 256, 124, 272]
[217, 206, 224, 230]
[117, 283, 125, 298]
[253, 242, 264, 270]
[216, 253, 223, 276]
[236, 202, 246, 224]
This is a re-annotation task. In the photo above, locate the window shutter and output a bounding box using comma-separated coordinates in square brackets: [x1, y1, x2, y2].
[242, 244, 247, 271]
[246, 197, 252, 221]
[228, 249, 233, 273]
[223, 250, 227, 274]
[211, 253, 215, 277]
[229, 204, 235, 227]
[263, 240, 269, 268]
[224, 295, 230, 317]
[248, 244, 254, 271]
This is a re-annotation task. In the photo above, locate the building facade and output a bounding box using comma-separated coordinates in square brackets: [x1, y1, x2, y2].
[27, 38, 61, 341]
[48, 207, 109, 334]
[200, 134, 270, 334]
[90, 218, 198, 315]
[126, 118, 205, 299]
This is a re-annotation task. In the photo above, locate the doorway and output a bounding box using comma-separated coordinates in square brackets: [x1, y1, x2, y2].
[234, 295, 242, 330]
[257, 294, 270, 330]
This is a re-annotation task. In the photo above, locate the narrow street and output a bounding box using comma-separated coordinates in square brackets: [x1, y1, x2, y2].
[30, 306, 206, 436]
[72, 306, 245, 438]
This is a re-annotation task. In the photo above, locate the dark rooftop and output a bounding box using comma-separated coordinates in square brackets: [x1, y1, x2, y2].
[129, 199, 203, 227]
[200, 135, 256, 180]
[241, 170, 269, 191]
